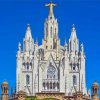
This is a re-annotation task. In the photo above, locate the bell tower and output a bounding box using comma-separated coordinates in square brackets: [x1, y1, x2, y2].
[92, 81, 99, 100]
[1, 81, 9, 100]
[43, 2, 60, 50]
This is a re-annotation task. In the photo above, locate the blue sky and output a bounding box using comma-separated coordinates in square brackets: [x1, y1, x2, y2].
[0, 0, 100, 93]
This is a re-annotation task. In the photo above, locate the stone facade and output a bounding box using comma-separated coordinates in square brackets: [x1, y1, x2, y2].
[0, 2, 99, 100]
[0, 81, 99, 100]
[16, 2, 88, 97]
[9, 91, 90, 100]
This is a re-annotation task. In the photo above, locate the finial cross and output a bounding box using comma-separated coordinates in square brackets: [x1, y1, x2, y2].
[45, 2, 56, 15]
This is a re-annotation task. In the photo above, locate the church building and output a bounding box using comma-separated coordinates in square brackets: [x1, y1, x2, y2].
[16, 2, 88, 97]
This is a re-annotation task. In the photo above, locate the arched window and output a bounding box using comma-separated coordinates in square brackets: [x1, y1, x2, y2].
[73, 63, 76, 70]
[57, 82, 59, 89]
[47, 75, 48, 78]
[30, 63, 32, 69]
[62, 57, 65, 66]
[53, 82, 56, 89]
[55, 28, 56, 34]
[43, 82, 45, 89]
[47, 82, 49, 89]
[26, 75, 30, 85]
[26, 62, 29, 70]
[4, 87, 6, 93]
[46, 46, 48, 49]
[94, 88, 97, 94]
[27, 66, 29, 70]
[47, 63, 56, 79]
[23, 62, 26, 69]
[73, 75, 77, 85]
[53, 75, 55, 78]
[50, 82, 52, 89]
[73, 66, 75, 70]
[93, 88, 94, 94]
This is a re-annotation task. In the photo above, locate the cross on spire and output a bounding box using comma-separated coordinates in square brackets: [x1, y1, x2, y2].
[45, 2, 56, 16]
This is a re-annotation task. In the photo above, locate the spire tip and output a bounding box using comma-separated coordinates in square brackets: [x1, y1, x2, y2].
[45, 2, 56, 17]
[72, 24, 76, 31]
[27, 23, 31, 31]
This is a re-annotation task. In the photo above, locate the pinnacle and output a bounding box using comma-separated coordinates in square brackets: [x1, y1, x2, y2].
[25, 24, 32, 40]
[72, 24, 76, 31]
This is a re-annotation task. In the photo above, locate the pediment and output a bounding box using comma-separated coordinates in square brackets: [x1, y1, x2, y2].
[42, 53, 58, 73]
[46, 53, 57, 69]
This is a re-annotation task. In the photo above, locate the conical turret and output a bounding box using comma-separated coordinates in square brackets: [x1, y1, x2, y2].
[68, 24, 79, 53]
[25, 24, 32, 40]
[70, 24, 77, 40]
[23, 24, 34, 52]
